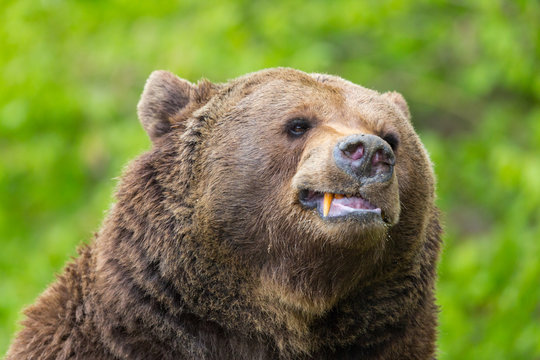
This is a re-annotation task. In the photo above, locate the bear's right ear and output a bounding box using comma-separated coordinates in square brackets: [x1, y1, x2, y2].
[137, 70, 193, 142]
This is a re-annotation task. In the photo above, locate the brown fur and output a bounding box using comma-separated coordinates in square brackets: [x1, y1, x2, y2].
[6, 68, 442, 359]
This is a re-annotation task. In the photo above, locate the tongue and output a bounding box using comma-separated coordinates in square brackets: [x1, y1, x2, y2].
[322, 193, 378, 217]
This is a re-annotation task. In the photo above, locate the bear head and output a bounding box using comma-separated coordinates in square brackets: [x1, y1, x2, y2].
[134, 67, 436, 320]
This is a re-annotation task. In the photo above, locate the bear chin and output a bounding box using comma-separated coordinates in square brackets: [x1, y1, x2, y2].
[257, 212, 390, 316]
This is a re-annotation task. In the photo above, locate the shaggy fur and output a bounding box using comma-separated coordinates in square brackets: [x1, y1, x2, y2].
[6, 68, 442, 360]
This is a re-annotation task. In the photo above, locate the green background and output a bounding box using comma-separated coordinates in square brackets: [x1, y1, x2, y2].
[1, 0, 539, 358]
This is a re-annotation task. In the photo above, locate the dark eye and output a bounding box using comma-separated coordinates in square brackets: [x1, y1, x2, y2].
[382, 133, 399, 151]
[286, 118, 311, 138]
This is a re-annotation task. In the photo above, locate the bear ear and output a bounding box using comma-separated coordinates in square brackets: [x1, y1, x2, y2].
[383, 91, 411, 120]
[137, 70, 193, 142]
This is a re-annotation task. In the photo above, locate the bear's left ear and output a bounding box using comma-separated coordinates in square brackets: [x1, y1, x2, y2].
[137, 70, 193, 142]
[382, 91, 410, 120]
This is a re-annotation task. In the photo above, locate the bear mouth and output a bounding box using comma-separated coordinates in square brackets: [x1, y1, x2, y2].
[298, 189, 383, 222]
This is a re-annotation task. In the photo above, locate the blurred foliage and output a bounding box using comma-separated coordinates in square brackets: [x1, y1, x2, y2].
[1, 0, 539, 358]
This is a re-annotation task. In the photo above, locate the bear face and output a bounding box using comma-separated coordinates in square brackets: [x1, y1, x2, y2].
[138, 68, 436, 315]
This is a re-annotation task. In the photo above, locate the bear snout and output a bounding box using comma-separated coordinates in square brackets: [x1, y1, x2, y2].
[333, 134, 395, 185]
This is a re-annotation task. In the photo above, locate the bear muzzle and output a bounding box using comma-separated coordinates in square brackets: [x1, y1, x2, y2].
[294, 134, 399, 225]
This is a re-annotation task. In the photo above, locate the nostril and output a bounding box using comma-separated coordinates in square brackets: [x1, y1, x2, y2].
[370, 148, 394, 177]
[342, 142, 364, 160]
[372, 149, 391, 165]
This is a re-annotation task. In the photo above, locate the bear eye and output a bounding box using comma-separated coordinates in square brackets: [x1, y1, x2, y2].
[286, 118, 311, 138]
[382, 133, 399, 151]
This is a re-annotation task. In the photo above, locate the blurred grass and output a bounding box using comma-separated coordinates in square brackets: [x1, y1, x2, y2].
[1, 0, 539, 358]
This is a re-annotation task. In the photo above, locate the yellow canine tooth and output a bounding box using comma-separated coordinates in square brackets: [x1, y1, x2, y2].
[323, 193, 334, 217]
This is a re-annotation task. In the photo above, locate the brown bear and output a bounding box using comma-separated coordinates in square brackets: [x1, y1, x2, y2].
[6, 68, 442, 360]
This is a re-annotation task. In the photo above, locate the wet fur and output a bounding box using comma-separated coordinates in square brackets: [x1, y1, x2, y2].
[6, 68, 442, 359]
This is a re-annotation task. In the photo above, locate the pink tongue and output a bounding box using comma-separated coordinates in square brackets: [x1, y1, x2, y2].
[326, 196, 379, 217]
[334, 196, 376, 210]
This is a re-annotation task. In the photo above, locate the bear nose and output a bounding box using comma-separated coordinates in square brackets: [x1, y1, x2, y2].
[333, 134, 395, 184]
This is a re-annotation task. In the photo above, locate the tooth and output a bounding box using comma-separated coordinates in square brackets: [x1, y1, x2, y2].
[334, 194, 344, 199]
[323, 193, 334, 217]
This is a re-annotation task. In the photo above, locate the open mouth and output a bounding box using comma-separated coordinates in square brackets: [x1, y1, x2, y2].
[298, 189, 382, 221]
